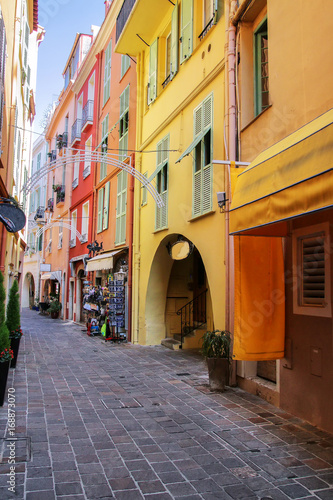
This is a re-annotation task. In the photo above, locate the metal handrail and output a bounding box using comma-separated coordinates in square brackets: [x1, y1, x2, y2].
[176, 289, 207, 348]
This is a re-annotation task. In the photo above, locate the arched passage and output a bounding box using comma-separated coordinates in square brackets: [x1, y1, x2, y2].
[22, 272, 35, 308]
[145, 234, 213, 348]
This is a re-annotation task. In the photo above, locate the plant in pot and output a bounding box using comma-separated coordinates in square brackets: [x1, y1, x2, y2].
[0, 272, 14, 406]
[201, 329, 231, 391]
[47, 299, 62, 319]
[6, 279, 23, 368]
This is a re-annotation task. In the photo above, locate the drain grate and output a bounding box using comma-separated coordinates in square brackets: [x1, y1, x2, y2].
[0, 437, 32, 464]
[100, 398, 143, 409]
[176, 372, 191, 376]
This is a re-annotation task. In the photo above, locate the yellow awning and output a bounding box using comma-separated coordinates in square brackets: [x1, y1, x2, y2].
[86, 250, 123, 272]
[230, 108, 333, 236]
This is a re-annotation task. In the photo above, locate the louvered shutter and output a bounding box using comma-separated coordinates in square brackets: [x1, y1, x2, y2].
[101, 115, 108, 180]
[0, 16, 5, 157]
[193, 104, 203, 216]
[170, 2, 179, 80]
[103, 181, 110, 230]
[148, 39, 158, 104]
[119, 86, 129, 161]
[301, 234, 325, 306]
[115, 171, 127, 244]
[202, 95, 213, 212]
[97, 188, 104, 233]
[103, 40, 112, 105]
[180, 0, 193, 63]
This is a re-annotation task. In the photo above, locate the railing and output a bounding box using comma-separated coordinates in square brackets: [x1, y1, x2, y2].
[47, 198, 54, 212]
[176, 289, 207, 348]
[34, 206, 45, 221]
[71, 119, 82, 145]
[198, 16, 215, 41]
[72, 178, 78, 190]
[81, 100, 94, 130]
[56, 132, 68, 150]
[83, 165, 91, 179]
[116, 0, 136, 43]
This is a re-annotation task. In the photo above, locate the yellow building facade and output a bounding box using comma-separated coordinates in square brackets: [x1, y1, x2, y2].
[116, 0, 229, 347]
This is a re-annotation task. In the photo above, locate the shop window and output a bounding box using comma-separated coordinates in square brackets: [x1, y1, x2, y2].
[292, 223, 331, 317]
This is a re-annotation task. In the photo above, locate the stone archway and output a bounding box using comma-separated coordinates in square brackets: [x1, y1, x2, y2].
[22, 272, 35, 308]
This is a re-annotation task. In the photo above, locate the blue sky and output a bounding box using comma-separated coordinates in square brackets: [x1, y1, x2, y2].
[34, 0, 106, 135]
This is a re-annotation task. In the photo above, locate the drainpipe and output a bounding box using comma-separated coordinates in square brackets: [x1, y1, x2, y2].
[127, 153, 135, 343]
[227, 0, 238, 385]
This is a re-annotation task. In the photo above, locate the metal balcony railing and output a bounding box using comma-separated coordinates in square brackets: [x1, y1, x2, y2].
[71, 119, 82, 145]
[81, 100, 94, 131]
[34, 206, 45, 221]
[56, 187, 65, 205]
[116, 0, 136, 43]
[47, 198, 54, 212]
[83, 165, 91, 179]
[176, 289, 207, 348]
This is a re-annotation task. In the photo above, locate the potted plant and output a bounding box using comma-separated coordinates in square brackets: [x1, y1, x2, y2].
[0, 272, 13, 406]
[47, 299, 62, 319]
[6, 280, 22, 368]
[201, 329, 231, 391]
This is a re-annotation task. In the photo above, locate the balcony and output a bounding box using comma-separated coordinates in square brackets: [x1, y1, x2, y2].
[69, 238, 76, 248]
[71, 119, 82, 146]
[81, 100, 94, 132]
[72, 178, 78, 190]
[56, 187, 65, 206]
[116, 0, 172, 56]
[47, 198, 54, 212]
[47, 150, 56, 162]
[56, 132, 68, 156]
[34, 206, 45, 221]
[83, 165, 91, 179]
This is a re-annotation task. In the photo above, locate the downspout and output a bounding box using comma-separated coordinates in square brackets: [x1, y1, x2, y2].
[127, 153, 135, 343]
[227, 0, 238, 385]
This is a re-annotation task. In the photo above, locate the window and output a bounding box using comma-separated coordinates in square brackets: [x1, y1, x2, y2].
[193, 94, 213, 217]
[97, 182, 110, 233]
[120, 54, 130, 79]
[155, 136, 169, 230]
[180, 0, 193, 63]
[100, 114, 109, 180]
[58, 221, 63, 249]
[165, 33, 171, 82]
[37, 153, 41, 170]
[115, 170, 127, 245]
[141, 172, 148, 206]
[292, 223, 331, 318]
[119, 86, 129, 161]
[84, 136, 92, 178]
[70, 211, 77, 247]
[73, 152, 79, 189]
[148, 39, 158, 104]
[254, 18, 269, 116]
[81, 202, 89, 242]
[103, 40, 112, 106]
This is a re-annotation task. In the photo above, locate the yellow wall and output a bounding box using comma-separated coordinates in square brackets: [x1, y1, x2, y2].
[121, 1, 228, 346]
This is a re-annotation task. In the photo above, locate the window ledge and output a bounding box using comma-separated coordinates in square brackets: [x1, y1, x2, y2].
[153, 227, 168, 234]
[188, 210, 216, 223]
[241, 104, 272, 134]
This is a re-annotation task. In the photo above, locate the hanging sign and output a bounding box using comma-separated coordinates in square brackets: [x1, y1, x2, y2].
[0, 203, 26, 233]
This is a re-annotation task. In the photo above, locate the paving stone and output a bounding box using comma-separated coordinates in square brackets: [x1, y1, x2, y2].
[279, 483, 312, 498]
[297, 476, 329, 490]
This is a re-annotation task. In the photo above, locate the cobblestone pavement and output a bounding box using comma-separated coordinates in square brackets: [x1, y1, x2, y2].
[0, 309, 332, 500]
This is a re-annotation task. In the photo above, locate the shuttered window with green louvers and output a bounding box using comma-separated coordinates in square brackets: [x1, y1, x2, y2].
[180, 0, 193, 63]
[115, 170, 128, 245]
[192, 94, 213, 218]
[155, 136, 169, 231]
[148, 39, 158, 104]
[119, 85, 129, 161]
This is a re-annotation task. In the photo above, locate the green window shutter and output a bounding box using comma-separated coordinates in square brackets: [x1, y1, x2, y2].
[103, 181, 110, 230]
[193, 168, 202, 217]
[148, 39, 158, 104]
[119, 86, 129, 161]
[121, 54, 130, 79]
[180, 0, 193, 63]
[170, 2, 179, 80]
[103, 40, 112, 105]
[100, 114, 109, 180]
[97, 188, 104, 233]
[115, 170, 127, 244]
[254, 18, 268, 116]
[155, 136, 169, 230]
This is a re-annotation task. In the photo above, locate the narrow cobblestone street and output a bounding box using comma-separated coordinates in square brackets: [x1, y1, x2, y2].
[0, 309, 332, 500]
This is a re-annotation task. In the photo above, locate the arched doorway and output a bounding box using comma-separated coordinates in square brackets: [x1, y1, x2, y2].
[145, 234, 212, 348]
[76, 268, 86, 323]
[22, 272, 35, 308]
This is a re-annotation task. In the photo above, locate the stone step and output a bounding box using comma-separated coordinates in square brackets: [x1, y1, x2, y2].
[161, 338, 181, 350]
[174, 324, 207, 342]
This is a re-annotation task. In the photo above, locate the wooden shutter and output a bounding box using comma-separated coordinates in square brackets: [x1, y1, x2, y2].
[170, 2, 179, 79]
[103, 40, 112, 105]
[101, 115, 109, 180]
[301, 234, 325, 306]
[155, 137, 169, 230]
[148, 39, 158, 104]
[97, 188, 104, 233]
[119, 86, 129, 160]
[115, 171, 127, 244]
[180, 0, 193, 63]
[103, 181, 110, 230]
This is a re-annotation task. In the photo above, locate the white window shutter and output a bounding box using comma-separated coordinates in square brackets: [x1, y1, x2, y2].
[180, 0, 193, 63]
[148, 39, 158, 104]
[202, 164, 212, 212]
[103, 40, 112, 105]
[97, 188, 104, 233]
[170, 1, 179, 79]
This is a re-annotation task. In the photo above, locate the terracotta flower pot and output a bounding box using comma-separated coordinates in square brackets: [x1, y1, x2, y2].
[206, 358, 229, 391]
[0, 361, 11, 406]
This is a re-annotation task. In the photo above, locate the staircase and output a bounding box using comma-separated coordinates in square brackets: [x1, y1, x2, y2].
[161, 289, 207, 350]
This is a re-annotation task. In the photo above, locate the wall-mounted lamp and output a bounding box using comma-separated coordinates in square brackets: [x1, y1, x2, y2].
[217, 192, 228, 213]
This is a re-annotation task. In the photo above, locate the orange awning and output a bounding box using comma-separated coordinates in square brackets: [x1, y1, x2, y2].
[230, 108, 333, 236]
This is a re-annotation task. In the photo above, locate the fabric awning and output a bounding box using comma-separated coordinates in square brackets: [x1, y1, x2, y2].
[230, 108, 333, 236]
[40, 271, 62, 282]
[86, 250, 123, 272]
[175, 132, 205, 164]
